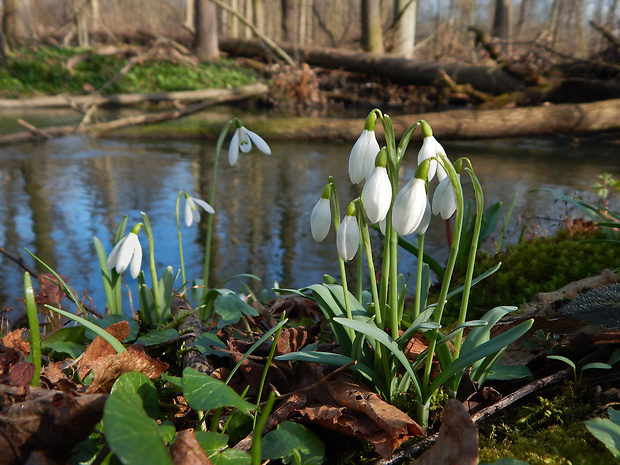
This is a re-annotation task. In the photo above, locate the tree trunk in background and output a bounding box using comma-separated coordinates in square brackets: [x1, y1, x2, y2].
[515, 0, 530, 39]
[3, 0, 18, 48]
[362, 0, 384, 53]
[195, 0, 219, 61]
[573, 0, 587, 58]
[281, 0, 297, 43]
[393, 0, 416, 58]
[185, 0, 195, 31]
[492, 0, 511, 54]
[253, 0, 265, 34]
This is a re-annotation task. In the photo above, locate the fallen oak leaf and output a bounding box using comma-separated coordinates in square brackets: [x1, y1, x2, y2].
[171, 429, 213, 465]
[85, 346, 168, 394]
[415, 399, 478, 465]
[77, 320, 130, 380]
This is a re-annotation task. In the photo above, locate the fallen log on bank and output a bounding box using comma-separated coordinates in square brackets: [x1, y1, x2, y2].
[0, 85, 268, 110]
[219, 37, 524, 95]
[0, 83, 267, 145]
[103, 97, 620, 142]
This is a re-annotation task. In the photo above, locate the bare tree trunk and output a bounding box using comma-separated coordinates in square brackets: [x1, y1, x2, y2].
[515, 0, 530, 39]
[195, 0, 219, 61]
[492, 0, 512, 54]
[361, 0, 384, 53]
[253, 0, 265, 34]
[393, 0, 417, 58]
[3, 0, 18, 48]
[185, 0, 195, 31]
[281, 0, 297, 43]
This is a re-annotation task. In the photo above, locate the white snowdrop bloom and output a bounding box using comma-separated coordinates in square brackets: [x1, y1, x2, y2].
[184, 194, 214, 227]
[414, 199, 432, 235]
[311, 197, 331, 242]
[228, 125, 271, 166]
[106, 232, 143, 279]
[348, 129, 380, 184]
[417, 135, 447, 182]
[362, 166, 392, 224]
[432, 174, 460, 220]
[392, 177, 427, 236]
[337, 215, 360, 262]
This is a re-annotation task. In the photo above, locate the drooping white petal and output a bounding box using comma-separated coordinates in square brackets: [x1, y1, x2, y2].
[414, 199, 432, 235]
[432, 174, 459, 219]
[238, 126, 252, 153]
[362, 166, 392, 224]
[105, 236, 125, 271]
[311, 197, 331, 242]
[417, 136, 446, 182]
[349, 129, 380, 184]
[192, 197, 215, 214]
[184, 196, 215, 227]
[392, 177, 427, 236]
[337, 215, 360, 261]
[127, 234, 143, 279]
[246, 129, 271, 155]
[228, 129, 240, 165]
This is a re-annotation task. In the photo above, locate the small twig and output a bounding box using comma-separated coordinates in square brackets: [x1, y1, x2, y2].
[0, 246, 39, 277]
[75, 104, 98, 131]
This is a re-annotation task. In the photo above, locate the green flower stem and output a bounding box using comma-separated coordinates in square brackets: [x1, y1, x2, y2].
[141, 213, 162, 317]
[453, 163, 484, 358]
[422, 154, 465, 394]
[175, 192, 187, 286]
[356, 243, 363, 302]
[388, 225, 400, 339]
[203, 119, 234, 297]
[24, 272, 41, 387]
[359, 212, 381, 328]
[414, 233, 425, 319]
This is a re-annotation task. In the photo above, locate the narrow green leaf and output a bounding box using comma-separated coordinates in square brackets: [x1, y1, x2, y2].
[43, 305, 126, 353]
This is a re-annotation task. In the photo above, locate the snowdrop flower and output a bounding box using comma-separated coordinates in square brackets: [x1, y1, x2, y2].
[432, 174, 460, 219]
[337, 203, 360, 262]
[362, 148, 392, 223]
[417, 121, 447, 182]
[106, 225, 143, 279]
[349, 112, 380, 184]
[311, 185, 332, 242]
[228, 121, 271, 166]
[392, 178, 427, 236]
[183, 193, 215, 227]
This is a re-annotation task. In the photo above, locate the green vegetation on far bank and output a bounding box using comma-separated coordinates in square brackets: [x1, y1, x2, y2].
[0, 46, 260, 98]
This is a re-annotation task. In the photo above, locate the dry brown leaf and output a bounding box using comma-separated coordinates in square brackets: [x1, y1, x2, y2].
[2, 329, 30, 356]
[36, 274, 69, 309]
[275, 325, 319, 355]
[85, 346, 168, 393]
[77, 320, 130, 379]
[415, 399, 479, 465]
[6, 361, 35, 387]
[0, 388, 107, 465]
[171, 429, 213, 465]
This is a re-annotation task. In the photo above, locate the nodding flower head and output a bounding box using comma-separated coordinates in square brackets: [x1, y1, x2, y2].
[183, 193, 214, 227]
[337, 202, 360, 262]
[228, 121, 271, 166]
[349, 113, 380, 184]
[362, 148, 392, 224]
[417, 121, 447, 182]
[432, 174, 459, 220]
[106, 225, 143, 279]
[311, 185, 332, 242]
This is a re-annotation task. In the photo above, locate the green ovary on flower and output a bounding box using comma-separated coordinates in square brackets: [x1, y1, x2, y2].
[106, 231, 143, 279]
[362, 165, 392, 224]
[337, 205, 360, 261]
[432, 174, 459, 219]
[392, 177, 427, 236]
[228, 125, 271, 166]
[184, 193, 214, 227]
[349, 129, 380, 184]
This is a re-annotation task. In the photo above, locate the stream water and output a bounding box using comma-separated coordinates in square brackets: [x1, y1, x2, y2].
[0, 109, 618, 317]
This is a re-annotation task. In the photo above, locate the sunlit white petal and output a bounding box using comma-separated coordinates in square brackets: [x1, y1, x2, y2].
[362, 166, 392, 223]
[237, 127, 252, 153]
[349, 129, 380, 184]
[184, 195, 215, 227]
[106, 232, 142, 279]
[392, 177, 427, 236]
[311, 197, 331, 242]
[432, 174, 459, 219]
[246, 129, 271, 155]
[337, 216, 360, 261]
[228, 130, 240, 165]
[417, 136, 446, 182]
[414, 199, 432, 235]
